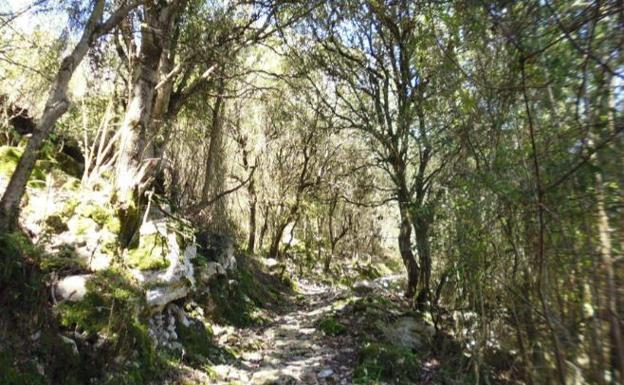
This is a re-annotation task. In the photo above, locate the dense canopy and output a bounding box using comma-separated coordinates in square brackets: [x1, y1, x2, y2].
[0, 1, 622, 384]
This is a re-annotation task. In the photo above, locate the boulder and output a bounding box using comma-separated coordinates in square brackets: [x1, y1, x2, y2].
[59, 335, 79, 355]
[382, 316, 435, 350]
[197, 261, 226, 284]
[55, 274, 92, 302]
[352, 279, 377, 295]
[196, 232, 237, 271]
[131, 220, 197, 313]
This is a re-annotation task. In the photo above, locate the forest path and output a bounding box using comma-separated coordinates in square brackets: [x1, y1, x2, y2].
[208, 281, 357, 385]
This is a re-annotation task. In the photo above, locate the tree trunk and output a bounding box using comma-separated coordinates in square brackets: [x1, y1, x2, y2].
[115, 1, 180, 245]
[269, 222, 288, 259]
[115, 1, 178, 200]
[201, 78, 225, 203]
[596, 171, 624, 383]
[0, 0, 135, 233]
[413, 215, 432, 303]
[258, 206, 269, 251]
[247, 177, 257, 254]
[398, 204, 419, 298]
[196, 76, 228, 232]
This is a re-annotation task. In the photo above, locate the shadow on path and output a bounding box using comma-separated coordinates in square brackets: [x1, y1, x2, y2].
[211, 281, 357, 385]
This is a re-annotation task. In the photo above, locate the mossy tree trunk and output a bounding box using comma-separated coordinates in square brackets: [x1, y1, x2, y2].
[114, 1, 183, 244]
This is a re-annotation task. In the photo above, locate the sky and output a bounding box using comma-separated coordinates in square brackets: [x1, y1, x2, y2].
[1, 0, 67, 34]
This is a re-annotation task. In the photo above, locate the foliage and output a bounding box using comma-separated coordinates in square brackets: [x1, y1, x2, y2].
[318, 316, 346, 336]
[353, 342, 421, 384]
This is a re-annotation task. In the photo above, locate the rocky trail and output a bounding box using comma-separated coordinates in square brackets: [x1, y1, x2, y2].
[179, 281, 360, 385]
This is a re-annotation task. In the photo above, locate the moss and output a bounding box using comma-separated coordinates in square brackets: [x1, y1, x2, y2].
[207, 266, 274, 327]
[0, 145, 22, 176]
[126, 233, 170, 270]
[0, 233, 47, 310]
[75, 202, 120, 233]
[0, 146, 75, 189]
[54, 152, 82, 178]
[1, 234, 164, 385]
[57, 269, 143, 333]
[353, 342, 421, 384]
[177, 320, 234, 366]
[0, 233, 87, 385]
[45, 214, 69, 234]
[166, 216, 195, 249]
[74, 217, 98, 236]
[61, 198, 80, 218]
[318, 316, 346, 336]
[35, 246, 86, 274]
[61, 178, 81, 192]
[55, 269, 168, 383]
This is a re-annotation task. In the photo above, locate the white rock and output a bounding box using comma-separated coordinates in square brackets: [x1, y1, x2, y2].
[263, 258, 279, 268]
[55, 274, 92, 302]
[59, 335, 79, 355]
[131, 229, 197, 313]
[318, 368, 334, 378]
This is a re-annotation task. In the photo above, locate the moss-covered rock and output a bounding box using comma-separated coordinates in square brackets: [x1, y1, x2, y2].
[74, 200, 120, 234]
[177, 320, 234, 366]
[57, 269, 143, 334]
[0, 145, 78, 189]
[54, 151, 82, 178]
[45, 214, 69, 234]
[0, 145, 22, 176]
[354, 342, 421, 384]
[127, 233, 170, 270]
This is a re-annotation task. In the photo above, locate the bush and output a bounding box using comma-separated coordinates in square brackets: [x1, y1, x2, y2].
[354, 342, 421, 384]
[318, 316, 346, 336]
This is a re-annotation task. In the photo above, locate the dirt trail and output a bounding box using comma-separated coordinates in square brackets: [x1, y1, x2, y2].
[186, 281, 359, 385]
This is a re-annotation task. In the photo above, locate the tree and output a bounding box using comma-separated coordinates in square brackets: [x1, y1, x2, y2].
[0, 0, 138, 233]
[297, 0, 456, 299]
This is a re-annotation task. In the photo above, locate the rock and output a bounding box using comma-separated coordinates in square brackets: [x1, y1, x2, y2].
[251, 370, 298, 385]
[318, 368, 334, 378]
[352, 279, 377, 295]
[242, 351, 263, 362]
[197, 261, 226, 283]
[146, 285, 189, 311]
[59, 335, 79, 355]
[30, 330, 41, 341]
[55, 274, 92, 302]
[196, 232, 237, 271]
[263, 258, 279, 268]
[382, 316, 434, 350]
[168, 303, 191, 327]
[131, 224, 196, 312]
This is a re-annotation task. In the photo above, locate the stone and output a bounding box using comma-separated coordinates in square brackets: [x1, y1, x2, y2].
[318, 368, 334, 378]
[263, 258, 279, 268]
[242, 351, 263, 362]
[30, 330, 41, 341]
[352, 279, 377, 295]
[196, 232, 237, 271]
[55, 274, 92, 302]
[168, 303, 191, 327]
[131, 226, 197, 313]
[59, 334, 79, 355]
[198, 261, 226, 283]
[382, 316, 435, 350]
